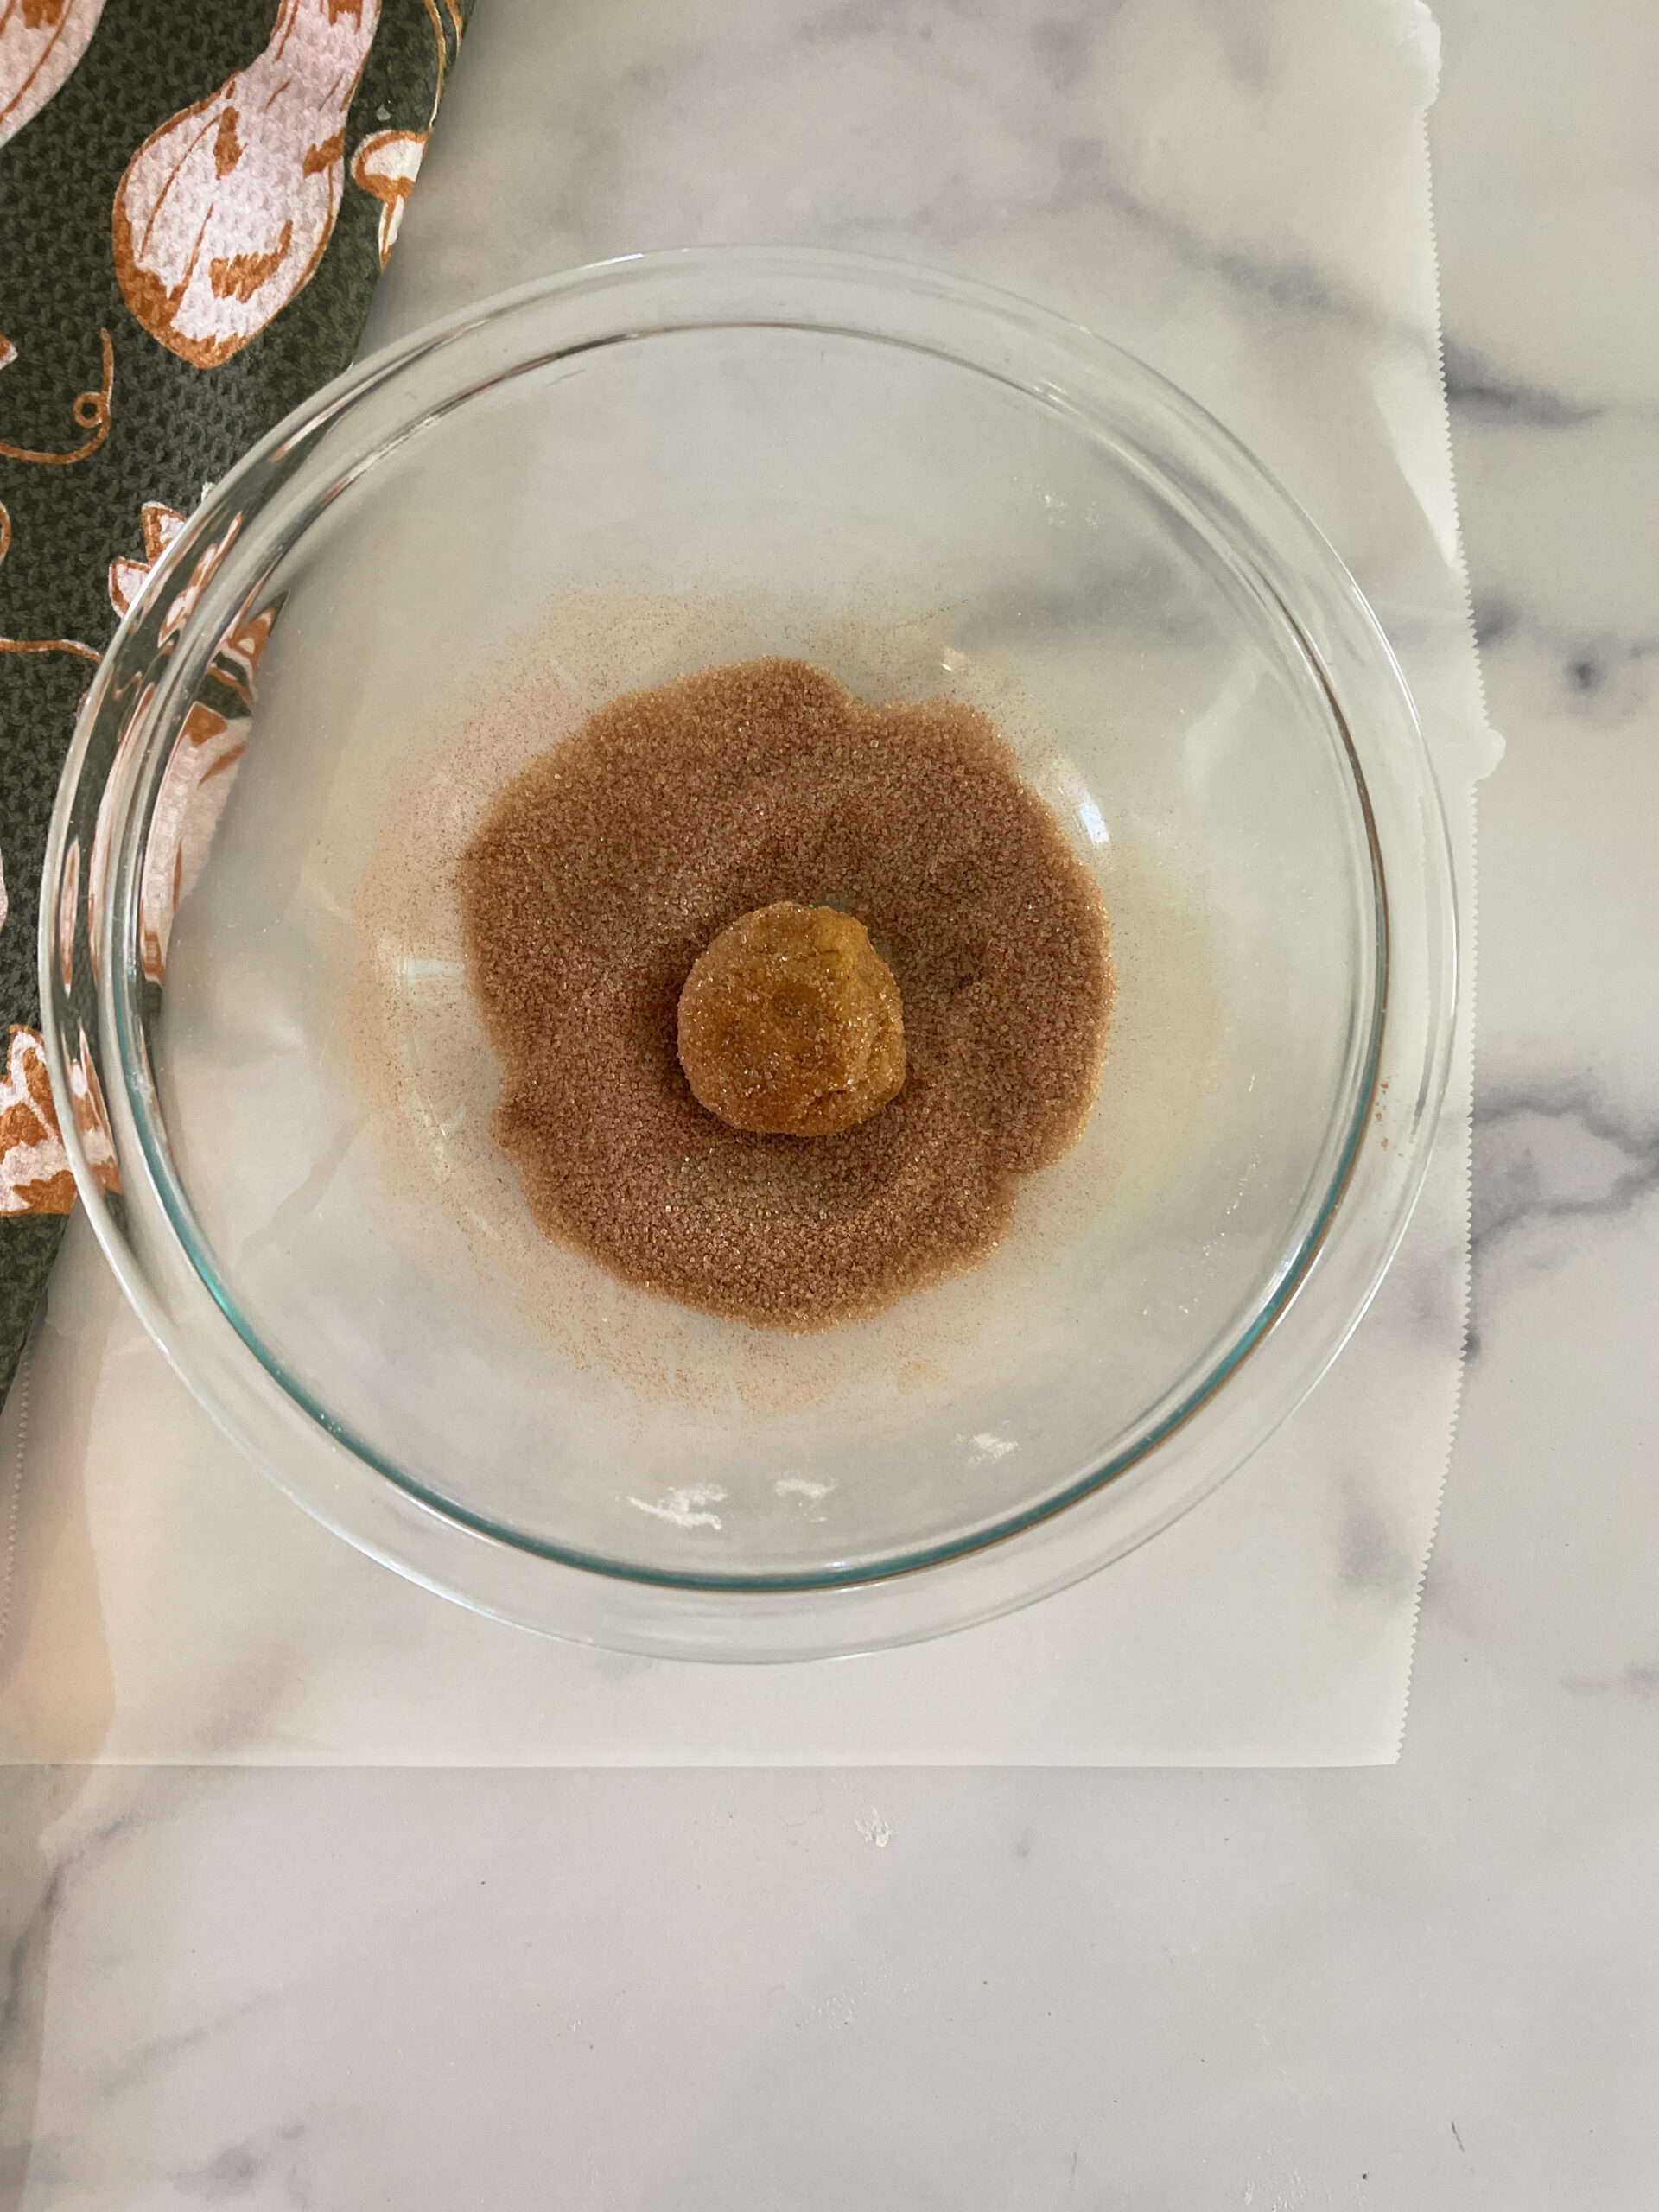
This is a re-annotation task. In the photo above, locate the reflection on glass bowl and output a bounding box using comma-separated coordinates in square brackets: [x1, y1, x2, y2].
[41, 248, 1456, 1660]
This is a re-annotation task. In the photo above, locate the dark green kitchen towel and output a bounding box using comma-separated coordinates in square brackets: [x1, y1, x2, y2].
[1, 0, 472, 1402]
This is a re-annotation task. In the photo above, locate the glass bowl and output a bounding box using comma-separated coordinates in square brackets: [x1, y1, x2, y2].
[41, 248, 1456, 1661]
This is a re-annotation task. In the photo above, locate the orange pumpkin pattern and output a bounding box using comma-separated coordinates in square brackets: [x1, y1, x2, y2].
[3, 1, 467, 1395]
[350, 126, 427, 266]
[107, 495, 189, 617]
[105, 488, 242, 644]
[112, 0, 382, 368]
[138, 700, 248, 984]
[0, 1026, 74, 1216]
[94, 500, 276, 986]
[85, 677, 153, 990]
[67, 1021, 118, 1193]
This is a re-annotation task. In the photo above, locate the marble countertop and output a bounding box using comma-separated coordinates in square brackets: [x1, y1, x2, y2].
[3, 0, 1656, 2202]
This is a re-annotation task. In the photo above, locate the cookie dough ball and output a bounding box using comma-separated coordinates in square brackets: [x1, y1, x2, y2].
[677, 901, 906, 1136]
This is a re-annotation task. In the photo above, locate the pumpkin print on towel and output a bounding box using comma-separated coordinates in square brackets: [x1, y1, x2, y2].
[106, 497, 189, 617]
[0, 0, 106, 151]
[67, 1021, 118, 1192]
[106, 488, 243, 645]
[137, 700, 249, 984]
[113, 0, 382, 369]
[0, 1027, 74, 1216]
[89, 501, 271, 984]
[351, 127, 426, 266]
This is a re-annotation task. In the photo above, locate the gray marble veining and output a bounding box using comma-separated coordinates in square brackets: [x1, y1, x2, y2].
[3, 0, 1658, 2202]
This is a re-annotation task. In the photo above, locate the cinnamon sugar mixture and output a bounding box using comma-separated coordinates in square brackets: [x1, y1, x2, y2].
[458, 657, 1113, 1331]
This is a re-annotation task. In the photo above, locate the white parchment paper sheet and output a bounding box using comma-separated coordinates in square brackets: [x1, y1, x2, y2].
[0, 0, 1497, 1764]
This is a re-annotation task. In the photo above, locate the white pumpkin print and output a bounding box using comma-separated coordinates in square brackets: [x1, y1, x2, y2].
[92, 505, 276, 985]
[0, 0, 106, 152]
[0, 1027, 74, 1216]
[86, 677, 255, 990]
[67, 1022, 118, 1193]
[350, 126, 427, 266]
[106, 488, 238, 644]
[112, 0, 382, 369]
[138, 701, 248, 984]
[86, 678, 153, 988]
[107, 498, 189, 618]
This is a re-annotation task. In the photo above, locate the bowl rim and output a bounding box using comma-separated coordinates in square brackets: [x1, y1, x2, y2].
[40, 244, 1458, 1660]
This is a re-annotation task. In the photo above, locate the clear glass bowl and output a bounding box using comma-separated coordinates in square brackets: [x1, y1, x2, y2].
[41, 248, 1456, 1660]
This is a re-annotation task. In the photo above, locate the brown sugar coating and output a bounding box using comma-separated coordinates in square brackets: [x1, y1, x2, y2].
[457, 657, 1114, 1332]
[677, 901, 906, 1136]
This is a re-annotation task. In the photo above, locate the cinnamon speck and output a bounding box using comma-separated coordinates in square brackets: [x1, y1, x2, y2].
[458, 657, 1113, 1331]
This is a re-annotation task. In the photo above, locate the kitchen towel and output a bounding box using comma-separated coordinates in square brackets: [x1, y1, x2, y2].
[0, 0, 1499, 1764]
[0, 0, 473, 1396]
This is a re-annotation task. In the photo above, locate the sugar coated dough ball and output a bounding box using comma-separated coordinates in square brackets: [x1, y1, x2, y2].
[677, 901, 906, 1136]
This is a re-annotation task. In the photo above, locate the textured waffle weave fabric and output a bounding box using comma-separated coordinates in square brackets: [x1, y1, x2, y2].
[0, 0, 472, 1399]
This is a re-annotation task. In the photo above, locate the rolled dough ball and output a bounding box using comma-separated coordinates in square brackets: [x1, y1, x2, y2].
[677, 901, 906, 1136]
